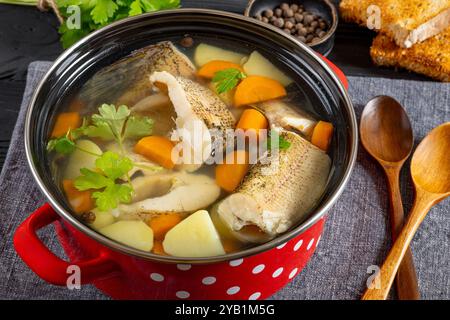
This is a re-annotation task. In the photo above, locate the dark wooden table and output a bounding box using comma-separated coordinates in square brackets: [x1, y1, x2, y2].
[0, 0, 427, 170]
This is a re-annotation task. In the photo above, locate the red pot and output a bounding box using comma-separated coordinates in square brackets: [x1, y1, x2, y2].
[14, 10, 357, 299]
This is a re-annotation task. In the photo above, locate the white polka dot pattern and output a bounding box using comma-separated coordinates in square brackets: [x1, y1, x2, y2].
[276, 243, 286, 249]
[177, 264, 191, 271]
[248, 292, 261, 300]
[294, 239, 303, 251]
[202, 276, 216, 285]
[150, 273, 164, 282]
[226, 286, 240, 295]
[289, 268, 298, 279]
[272, 267, 283, 278]
[307, 238, 315, 250]
[229, 258, 243, 267]
[176, 291, 190, 299]
[252, 264, 265, 274]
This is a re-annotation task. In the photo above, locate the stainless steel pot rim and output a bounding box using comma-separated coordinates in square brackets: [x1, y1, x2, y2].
[24, 8, 358, 264]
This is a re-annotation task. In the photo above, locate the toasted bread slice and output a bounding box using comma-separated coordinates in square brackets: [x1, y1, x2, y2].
[370, 28, 450, 82]
[340, 0, 450, 48]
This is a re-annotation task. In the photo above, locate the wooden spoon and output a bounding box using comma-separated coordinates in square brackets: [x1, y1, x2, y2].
[360, 96, 419, 299]
[362, 122, 450, 300]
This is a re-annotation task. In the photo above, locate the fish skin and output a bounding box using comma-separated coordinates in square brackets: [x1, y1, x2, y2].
[79, 41, 196, 108]
[218, 130, 331, 236]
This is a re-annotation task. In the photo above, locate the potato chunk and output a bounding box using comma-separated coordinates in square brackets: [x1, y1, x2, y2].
[99, 220, 153, 251]
[163, 210, 225, 257]
[243, 51, 293, 86]
[194, 43, 245, 67]
[64, 140, 102, 180]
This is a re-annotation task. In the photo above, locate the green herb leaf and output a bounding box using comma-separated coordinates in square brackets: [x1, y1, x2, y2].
[267, 131, 291, 151]
[212, 68, 246, 94]
[90, 0, 119, 24]
[123, 115, 153, 139]
[93, 183, 132, 211]
[47, 136, 76, 154]
[57, 0, 180, 49]
[95, 151, 133, 180]
[74, 151, 134, 211]
[74, 168, 112, 190]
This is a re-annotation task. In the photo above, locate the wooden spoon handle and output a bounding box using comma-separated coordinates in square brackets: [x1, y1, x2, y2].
[385, 169, 420, 299]
[362, 192, 434, 300]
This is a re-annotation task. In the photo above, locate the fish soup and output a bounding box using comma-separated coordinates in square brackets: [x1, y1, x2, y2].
[47, 36, 333, 258]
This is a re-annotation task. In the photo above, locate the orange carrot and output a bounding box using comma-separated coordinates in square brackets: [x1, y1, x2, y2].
[215, 150, 249, 192]
[134, 136, 177, 169]
[152, 240, 168, 255]
[234, 75, 286, 107]
[197, 60, 244, 79]
[149, 213, 183, 241]
[236, 108, 268, 137]
[62, 180, 95, 214]
[51, 112, 81, 138]
[311, 121, 334, 152]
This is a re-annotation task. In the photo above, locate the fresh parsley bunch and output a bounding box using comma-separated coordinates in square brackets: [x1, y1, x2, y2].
[57, 0, 180, 48]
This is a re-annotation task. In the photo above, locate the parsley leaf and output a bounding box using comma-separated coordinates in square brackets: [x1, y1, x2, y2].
[57, 0, 181, 48]
[93, 183, 132, 211]
[95, 151, 133, 180]
[212, 68, 246, 94]
[267, 131, 291, 151]
[47, 133, 76, 154]
[90, 0, 119, 25]
[75, 168, 112, 190]
[74, 151, 134, 211]
[124, 115, 154, 139]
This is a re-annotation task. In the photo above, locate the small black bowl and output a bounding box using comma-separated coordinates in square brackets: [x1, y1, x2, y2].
[244, 0, 338, 56]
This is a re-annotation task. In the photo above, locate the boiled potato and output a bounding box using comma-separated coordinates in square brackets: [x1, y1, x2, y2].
[89, 209, 115, 230]
[194, 43, 246, 67]
[99, 220, 153, 251]
[163, 210, 225, 257]
[243, 51, 293, 86]
[64, 140, 102, 180]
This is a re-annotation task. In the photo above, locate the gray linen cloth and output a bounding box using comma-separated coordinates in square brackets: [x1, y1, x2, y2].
[0, 62, 448, 300]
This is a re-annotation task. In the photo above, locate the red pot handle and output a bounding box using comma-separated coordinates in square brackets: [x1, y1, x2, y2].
[14, 203, 119, 286]
[318, 54, 349, 90]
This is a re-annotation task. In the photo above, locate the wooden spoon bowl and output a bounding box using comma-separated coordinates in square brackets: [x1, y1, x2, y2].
[363, 122, 450, 300]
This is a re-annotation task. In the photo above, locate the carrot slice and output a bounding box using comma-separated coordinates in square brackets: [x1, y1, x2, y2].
[134, 136, 177, 169]
[311, 121, 333, 152]
[215, 150, 249, 192]
[234, 75, 287, 107]
[51, 112, 81, 138]
[197, 60, 244, 79]
[236, 108, 268, 137]
[149, 213, 183, 241]
[62, 180, 95, 214]
[152, 240, 168, 255]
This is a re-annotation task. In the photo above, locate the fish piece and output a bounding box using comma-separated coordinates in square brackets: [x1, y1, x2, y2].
[255, 100, 317, 138]
[217, 130, 331, 237]
[79, 41, 196, 108]
[150, 71, 235, 170]
[130, 172, 175, 202]
[118, 171, 221, 216]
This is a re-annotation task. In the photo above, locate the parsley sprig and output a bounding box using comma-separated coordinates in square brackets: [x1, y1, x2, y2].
[212, 68, 246, 94]
[75, 151, 134, 211]
[47, 104, 160, 211]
